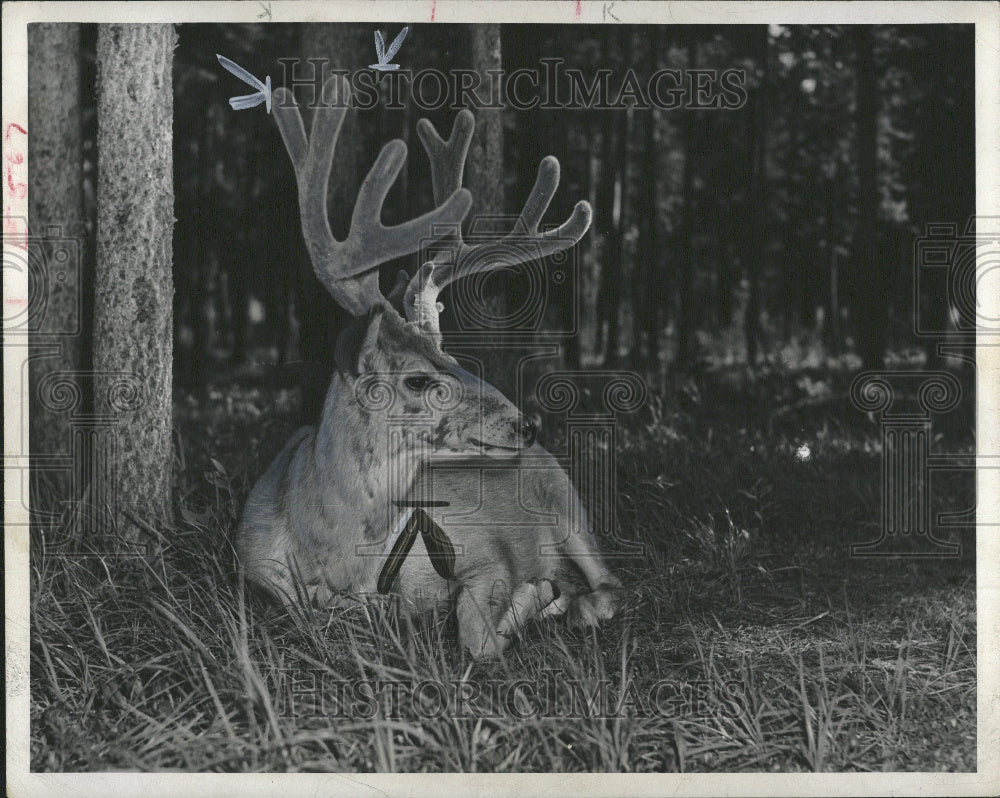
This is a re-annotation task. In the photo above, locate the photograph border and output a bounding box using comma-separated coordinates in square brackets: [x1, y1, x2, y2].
[4, 2, 999, 795]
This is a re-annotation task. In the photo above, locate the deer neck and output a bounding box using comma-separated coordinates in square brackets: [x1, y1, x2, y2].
[313, 371, 424, 533]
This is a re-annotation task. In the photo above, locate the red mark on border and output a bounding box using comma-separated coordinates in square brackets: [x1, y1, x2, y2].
[430, 0, 436, 21]
[3, 215, 28, 249]
[5, 122, 27, 140]
[7, 165, 26, 198]
[4, 120, 29, 248]
[575, 0, 582, 18]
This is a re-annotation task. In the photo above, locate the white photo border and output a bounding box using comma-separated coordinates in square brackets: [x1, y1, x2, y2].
[4, 2, 998, 795]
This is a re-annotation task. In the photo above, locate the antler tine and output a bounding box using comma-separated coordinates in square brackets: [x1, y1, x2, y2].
[444, 159, 593, 287]
[404, 115, 592, 336]
[273, 77, 375, 315]
[272, 75, 473, 317]
[417, 111, 475, 206]
[403, 112, 476, 330]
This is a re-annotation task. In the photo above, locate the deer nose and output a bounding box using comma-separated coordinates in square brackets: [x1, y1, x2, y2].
[516, 418, 537, 447]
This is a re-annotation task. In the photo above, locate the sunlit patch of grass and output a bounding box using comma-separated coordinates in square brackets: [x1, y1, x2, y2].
[29, 358, 975, 771]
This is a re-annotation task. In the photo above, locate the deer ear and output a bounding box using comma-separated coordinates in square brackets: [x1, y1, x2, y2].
[335, 307, 385, 377]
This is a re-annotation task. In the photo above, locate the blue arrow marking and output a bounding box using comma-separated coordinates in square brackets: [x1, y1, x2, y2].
[216, 54, 272, 113]
[369, 26, 408, 71]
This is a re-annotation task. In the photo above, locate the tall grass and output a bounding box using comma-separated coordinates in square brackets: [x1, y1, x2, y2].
[30, 363, 976, 771]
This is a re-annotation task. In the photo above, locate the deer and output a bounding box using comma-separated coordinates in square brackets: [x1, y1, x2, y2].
[238, 75, 624, 659]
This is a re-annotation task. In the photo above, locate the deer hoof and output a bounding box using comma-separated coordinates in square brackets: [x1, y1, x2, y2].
[566, 584, 624, 628]
[466, 630, 511, 660]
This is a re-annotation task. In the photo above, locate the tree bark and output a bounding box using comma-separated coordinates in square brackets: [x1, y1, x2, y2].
[744, 27, 768, 367]
[911, 26, 974, 368]
[93, 24, 176, 544]
[467, 25, 504, 221]
[467, 24, 512, 396]
[593, 74, 617, 357]
[556, 114, 581, 373]
[632, 29, 662, 378]
[579, 115, 604, 365]
[28, 23, 84, 489]
[853, 25, 883, 369]
[599, 98, 630, 369]
[676, 37, 699, 370]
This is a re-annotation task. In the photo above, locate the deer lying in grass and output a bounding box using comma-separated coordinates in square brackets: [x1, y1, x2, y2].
[238, 76, 623, 658]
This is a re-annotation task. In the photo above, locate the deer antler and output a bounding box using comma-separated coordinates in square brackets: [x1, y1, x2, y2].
[404, 111, 593, 338]
[271, 75, 473, 316]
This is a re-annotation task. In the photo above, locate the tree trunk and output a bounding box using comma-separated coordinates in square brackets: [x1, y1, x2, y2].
[468, 24, 504, 222]
[467, 24, 512, 396]
[912, 27, 974, 368]
[744, 27, 768, 367]
[822, 177, 841, 353]
[581, 119, 602, 362]
[786, 57, 808, 337]
[556, 112, 581, 373]
[93, 24, 176, 544]
[28, 23, 84, 496]
[676, 38, 699, 370]
[599, 99, 631, 369]
[632, 30, 662, 379]
[559, 138, 583, 372]
[192, 124, 214, 388]
[296, 24, 363, 423]
[853, 25, 883, 369]
[593, 105, 617, 356]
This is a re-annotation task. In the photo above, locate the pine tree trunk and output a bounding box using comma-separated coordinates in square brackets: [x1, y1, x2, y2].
[634, 28, 664, 382]
[600, 102, 630, 369]
[468, 24, 504, 224]
[93, 24, 176, 545]
[28, 23, 84, 495]
[581, 120, 601, 363]
[676, 38, 699, 370]
[744, 28, 768, 368]
[467, 24, 512, 396]
[593, 116, 617, 356]
[853, 25, 883, 369]
[823, 182, 841, 353]
[555, 114, 581, 372]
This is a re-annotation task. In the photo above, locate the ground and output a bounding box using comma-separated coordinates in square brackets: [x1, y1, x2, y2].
[29, 346, 976, 772]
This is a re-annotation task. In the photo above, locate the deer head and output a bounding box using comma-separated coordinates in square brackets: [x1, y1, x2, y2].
[271, 75, 591, 459]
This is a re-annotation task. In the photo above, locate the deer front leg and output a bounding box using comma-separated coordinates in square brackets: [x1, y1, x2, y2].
[495, 579, 558, 640]
[565, 583, 623, 628]
[456, 577, 509, 659]
[559, 487, 626, 625]
[551, 519, 625, 627]
[457, 578, 559, 659]
[457, 577, 558, 659]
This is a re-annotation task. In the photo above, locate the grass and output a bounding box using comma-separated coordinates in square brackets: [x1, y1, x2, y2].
[29, 352, 976, 772]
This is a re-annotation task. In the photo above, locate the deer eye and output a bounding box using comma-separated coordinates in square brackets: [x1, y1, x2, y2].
[403, 375, 434, 393]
